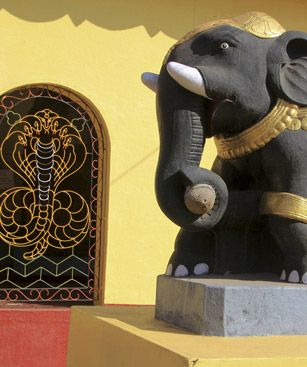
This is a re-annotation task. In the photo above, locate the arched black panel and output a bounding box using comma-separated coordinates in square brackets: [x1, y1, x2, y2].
[0, 84, 109, 303]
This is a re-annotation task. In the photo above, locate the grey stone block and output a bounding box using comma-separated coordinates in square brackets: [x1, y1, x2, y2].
[155, 274, 307, 336]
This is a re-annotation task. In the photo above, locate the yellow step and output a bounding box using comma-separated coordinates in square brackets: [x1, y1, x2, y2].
[67, 306, 307, 367]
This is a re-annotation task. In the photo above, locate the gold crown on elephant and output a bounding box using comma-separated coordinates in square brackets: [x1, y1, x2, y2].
[166, 12, 286, 60]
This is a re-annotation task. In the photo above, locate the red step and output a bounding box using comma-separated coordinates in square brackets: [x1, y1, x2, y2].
[0, 302, 71, 367]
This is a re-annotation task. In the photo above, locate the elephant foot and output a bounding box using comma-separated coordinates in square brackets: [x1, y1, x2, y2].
[278, 248, 307, 284]
[165, 249, 210, 277]
[165, 229, 215, 277]
[165, 262, 209, 277]
[266, 217, 307, 284]
[280, 269, 307, 284]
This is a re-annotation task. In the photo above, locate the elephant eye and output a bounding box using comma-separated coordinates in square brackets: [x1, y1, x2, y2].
[220, 42, 229, 50]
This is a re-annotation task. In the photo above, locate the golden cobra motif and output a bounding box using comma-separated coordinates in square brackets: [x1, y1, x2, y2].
[0, 109, 90, 260]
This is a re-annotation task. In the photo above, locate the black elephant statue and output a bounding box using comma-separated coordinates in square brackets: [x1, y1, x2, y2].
[142, 12, 307, 283]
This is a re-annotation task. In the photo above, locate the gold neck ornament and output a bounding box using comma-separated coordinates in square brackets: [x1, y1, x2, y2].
[214, 99, 307, 160]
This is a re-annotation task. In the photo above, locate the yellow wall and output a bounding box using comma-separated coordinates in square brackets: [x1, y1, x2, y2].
[1, 0, 307, 304]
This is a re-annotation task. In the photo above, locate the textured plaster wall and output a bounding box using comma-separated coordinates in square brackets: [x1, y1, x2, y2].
[0, 0, 307, 304]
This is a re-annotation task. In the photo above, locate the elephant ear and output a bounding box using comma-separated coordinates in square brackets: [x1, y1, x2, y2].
[269, 31, 307, 106]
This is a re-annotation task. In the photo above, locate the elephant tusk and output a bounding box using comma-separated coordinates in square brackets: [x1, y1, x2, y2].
[141, 72, 159, 93]
[166, 61, 211, 99]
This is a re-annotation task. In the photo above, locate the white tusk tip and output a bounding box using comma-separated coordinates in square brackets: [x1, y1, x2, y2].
[141, 72, 159, 93]
[166, 61, 209, 98]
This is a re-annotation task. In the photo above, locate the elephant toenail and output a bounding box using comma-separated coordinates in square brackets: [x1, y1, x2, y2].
[165, 264, 173, 276]
[174, 265, 189, 277]
[280, 269, 286, 281]
[288, 270, 300, 283]
[302, 272, 307, 284]
[193, 263, 209, 275]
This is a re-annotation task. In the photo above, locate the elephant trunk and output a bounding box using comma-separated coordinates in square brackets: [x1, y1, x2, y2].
[155, 65, 228, 231]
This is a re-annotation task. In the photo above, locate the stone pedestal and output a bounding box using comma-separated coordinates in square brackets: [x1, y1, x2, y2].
[155, 274, 307, 336]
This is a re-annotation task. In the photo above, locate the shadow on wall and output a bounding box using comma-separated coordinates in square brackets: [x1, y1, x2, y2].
[1, 0, 305, 38]
[0, 0, 188, 38]
[0, 0, 306, 39]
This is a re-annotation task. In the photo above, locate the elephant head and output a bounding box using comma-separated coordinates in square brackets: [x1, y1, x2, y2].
[142, 12, 307, 232]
